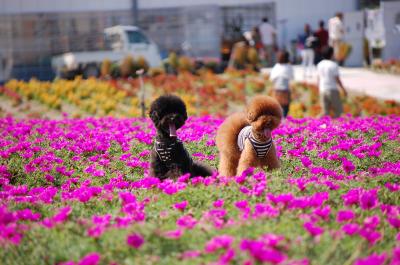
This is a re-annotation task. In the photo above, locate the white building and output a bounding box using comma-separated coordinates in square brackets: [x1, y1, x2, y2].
[380, 0, 400, 60]
[2, 0, 398, 80]
[138, 0, 357, 49]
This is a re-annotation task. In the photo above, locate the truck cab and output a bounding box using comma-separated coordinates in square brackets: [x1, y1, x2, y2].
[52, 25, 162, 78]
[103, 25, 162, 67]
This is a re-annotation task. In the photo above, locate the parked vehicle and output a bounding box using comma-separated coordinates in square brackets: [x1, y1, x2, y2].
[51, 25, 162, 79]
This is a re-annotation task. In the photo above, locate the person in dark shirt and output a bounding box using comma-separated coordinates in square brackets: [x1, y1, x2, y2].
[315, 20, 329, 63]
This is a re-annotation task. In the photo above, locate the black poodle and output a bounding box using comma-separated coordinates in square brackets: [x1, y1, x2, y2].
[149, 95, 213, 180]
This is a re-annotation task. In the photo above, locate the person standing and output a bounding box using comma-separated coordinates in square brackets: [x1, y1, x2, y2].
[258, 17, 277, 67]
[270, 50, 294, 117]
[228, 35, 250, 69]
[328, 13, 345, 65]
[298, 24, 316, 79]
[315, 20, 329, 63]
[252, 26, 264, 60]
[317, 46, 347, 118]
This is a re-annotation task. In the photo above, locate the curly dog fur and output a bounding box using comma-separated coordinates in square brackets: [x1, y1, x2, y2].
[149, 94, 213, 180]
[216, 95, 283, 176]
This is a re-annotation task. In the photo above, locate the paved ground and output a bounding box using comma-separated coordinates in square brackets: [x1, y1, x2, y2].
[262, 66, 400, 102]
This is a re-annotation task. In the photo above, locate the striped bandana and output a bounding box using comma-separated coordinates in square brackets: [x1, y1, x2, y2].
[237, 126, 273, 158]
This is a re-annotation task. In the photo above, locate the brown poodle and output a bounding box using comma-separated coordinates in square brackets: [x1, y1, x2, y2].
[216, 95, 283, 176]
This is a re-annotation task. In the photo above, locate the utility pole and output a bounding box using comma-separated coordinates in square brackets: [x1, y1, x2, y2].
[132, 0, 138, 26]
[137, 69, 145, 118]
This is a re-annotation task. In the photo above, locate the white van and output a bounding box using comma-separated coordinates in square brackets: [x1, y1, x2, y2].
[52, 25, 162, 78]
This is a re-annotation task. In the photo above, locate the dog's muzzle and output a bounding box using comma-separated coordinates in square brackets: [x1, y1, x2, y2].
[169, 122, 177, 137]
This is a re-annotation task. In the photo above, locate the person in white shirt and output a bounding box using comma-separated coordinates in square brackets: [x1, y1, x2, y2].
[258, 17, 277, 67]
[328, 13, 345, 64]
[317, 46, 347, 118]
[270, 50, 294, 117]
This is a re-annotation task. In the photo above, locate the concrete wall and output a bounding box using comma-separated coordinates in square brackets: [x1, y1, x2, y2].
[139, 0, 358, 48]
[138, 0, 273, 9]
[0, 0, 132, 14]
[1, 0, 358, 49]
[275, 0, 357, 47]
[382, 1, 400, 60]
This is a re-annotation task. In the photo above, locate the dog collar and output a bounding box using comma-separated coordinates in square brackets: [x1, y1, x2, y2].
[154, 139, 193, 168]
[154, 139, 178, 163]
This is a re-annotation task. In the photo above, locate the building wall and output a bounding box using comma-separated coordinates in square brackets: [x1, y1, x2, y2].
[138, 0, 273, 9]
[0, 0, 360, 80]
[0, 11, 133, 63]
[276, 0, 357, 47]
[0, 0, 132, 14]
[138, 3, 275, 58]
[382, 1, 400, 60]
[139, 0, 358, 48]
[1, 0, 359, 57]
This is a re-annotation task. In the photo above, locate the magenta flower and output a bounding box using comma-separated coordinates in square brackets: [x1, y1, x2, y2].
[388, 215, 400, 229]
[219, 248, 236, 264]
[234, 200, 249, 211]
[341, 223, 360, 236]
[180, 250, 201, 260]
[58, 262, 75, 265]
[176, 215, 197, 230]
[45, 174, 55, 182]
[126, 233, 144, 249]
[213, 199, 225, 208]
[163, 229, 183, 239]
[390, 247, 400, 265]
[336, 209, 355, 222]
[139, 150, 151, 157]
[342, 188, 361, 206]
[385, 182, 400, 192]
[78, 252, 100, 265]
[300, 157, 312, 168]
[267, 193, 294, 206]
[204, 235, 234, 253]
[174, 201, 188, 211]
[354, 253, 386, 265]
[253, 203, 280, 219]
[260, 233, 285, 247]
[341, 158, 355, 173]
[240, 239, 287, 264]
[239, 186, 251, 195]
[363, 215, 380, 230]
[1, 113, 400, 263]
[303, 222, 324, 237]
[359, 228, 381, 245]
[177, 174, 190, 183]
[119, 192, 137, 205]
[313, 206, 331, 220]
[360, 189, 379, 210]
[42, 206, 72, 228]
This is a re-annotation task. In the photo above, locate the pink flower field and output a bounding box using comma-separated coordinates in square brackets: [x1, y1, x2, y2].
[0, 115, 399, 265]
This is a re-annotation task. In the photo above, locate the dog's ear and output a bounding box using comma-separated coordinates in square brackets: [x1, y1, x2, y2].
[183, 111, 188, 122]
[149, 110, 159, 123]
